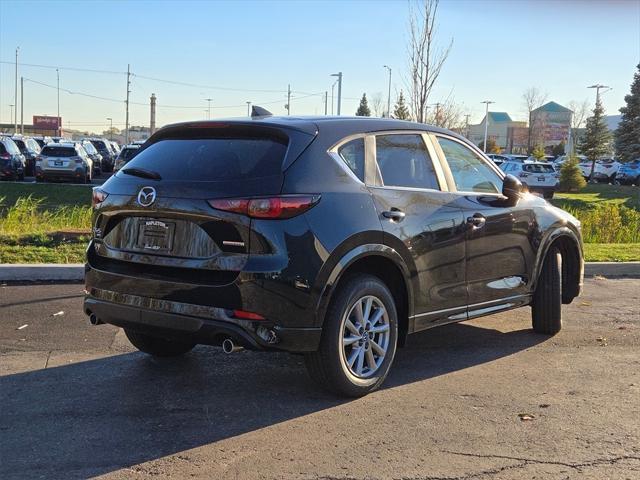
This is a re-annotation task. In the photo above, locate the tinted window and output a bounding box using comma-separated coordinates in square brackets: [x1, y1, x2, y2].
[82, 142, 97, 154]
[119, 147, 139, 162]
[13, 139, 26, 150]
[90, 140, 111, 152]
[123, 137, 288, 181]
[338, 138, 365, 181]
[437, 137, 501, 193]
[523, 164, 555, 173]
[41, 146, 77, 157]
[375, 134, 439, 190]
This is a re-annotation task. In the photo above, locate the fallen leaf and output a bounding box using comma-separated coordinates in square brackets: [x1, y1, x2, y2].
[593, 275, 606, 280]
[596, 336, 608, 346]
[580, 301, 592, 306]
[52, 311, 65, 317]
[518, 413, 535, 421]
[539, 404, 551, 409]
[17, 324, 28, 330]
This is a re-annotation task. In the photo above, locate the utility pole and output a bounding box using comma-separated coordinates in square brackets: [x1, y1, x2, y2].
[106, 118, 113, 140]
[20, 77, 24, 134]
[9, 105, 14, 127]
[205, 98, 212, 119]
[324, 91, 328, 115]
[125, 64, 131, 144]
[331, 81, 336, 115]
[331, 72, 342, 115]
[286, 84, 291, 115]
[464, 114, 471, 138]
[383, 65, 392, 117]
[434, 102, 442, 126]
[14, 47, 19, 132]
[150, 94, 156, 135]
[56, 68, 60, 136]
[481, 100, 495, 153]
[587, 84, 610, 104]
[246, 101, 251, 117]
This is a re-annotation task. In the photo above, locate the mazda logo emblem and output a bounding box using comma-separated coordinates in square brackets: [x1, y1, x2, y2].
[137, 186, 156, 207]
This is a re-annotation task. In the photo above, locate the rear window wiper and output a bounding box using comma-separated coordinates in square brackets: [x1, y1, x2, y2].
[121, 167, 162, 180]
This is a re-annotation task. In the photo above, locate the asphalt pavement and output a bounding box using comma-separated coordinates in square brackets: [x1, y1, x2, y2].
[0, 279, 638, 479]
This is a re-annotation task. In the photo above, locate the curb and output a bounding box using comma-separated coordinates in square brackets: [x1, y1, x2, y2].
[1, 262, 639, 282]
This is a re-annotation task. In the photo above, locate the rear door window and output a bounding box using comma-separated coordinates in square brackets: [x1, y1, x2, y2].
[375, 134, 440, 190]
[523, 164, 555, 173]
[123, 136, 288, 181]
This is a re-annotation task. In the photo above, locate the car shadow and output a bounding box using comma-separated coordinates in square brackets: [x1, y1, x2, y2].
[0, 322, 546, 479]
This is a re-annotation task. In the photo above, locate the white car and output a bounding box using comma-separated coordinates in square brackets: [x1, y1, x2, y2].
[500, 160, 559, 199]
[554, 154, 587, 166]
[593, 159, 620, 183]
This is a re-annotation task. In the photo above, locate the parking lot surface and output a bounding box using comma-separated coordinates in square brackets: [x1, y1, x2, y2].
[1, 278, 638, 479]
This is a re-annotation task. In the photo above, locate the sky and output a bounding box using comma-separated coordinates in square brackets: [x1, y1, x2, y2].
[1, 0, 639, 134]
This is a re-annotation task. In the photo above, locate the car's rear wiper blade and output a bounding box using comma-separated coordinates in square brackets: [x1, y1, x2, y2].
[121, 167, 162, 180]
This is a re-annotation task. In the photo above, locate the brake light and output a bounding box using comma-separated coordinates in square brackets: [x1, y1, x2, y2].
[209, 195, 320, 219]
[0, 153, 10, 160]
[232, 310, 265, 321]
[92, 188, 108, 208]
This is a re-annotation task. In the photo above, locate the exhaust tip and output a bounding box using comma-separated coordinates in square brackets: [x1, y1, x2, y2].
[89, 313, 102, 325]
[222, 338, 243, 354]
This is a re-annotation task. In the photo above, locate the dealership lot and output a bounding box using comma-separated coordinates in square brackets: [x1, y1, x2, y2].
[0, 278, 638, 479]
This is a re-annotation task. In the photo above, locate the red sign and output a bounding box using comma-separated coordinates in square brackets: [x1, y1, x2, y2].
[33, 116, 61, 129]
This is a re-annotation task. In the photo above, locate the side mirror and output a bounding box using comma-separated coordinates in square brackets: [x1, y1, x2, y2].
[502, 174, 522, 206]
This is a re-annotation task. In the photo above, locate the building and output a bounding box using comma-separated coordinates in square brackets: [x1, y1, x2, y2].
[468, 112, 526, 152]
[530, 101, 572, 151]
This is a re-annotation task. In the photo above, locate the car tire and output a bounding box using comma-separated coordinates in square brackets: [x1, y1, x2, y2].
[531, 247, 562, 335]
[304, 274, 398, 397]
[543, 191, 554, 199]
[124, 328, 196, 357]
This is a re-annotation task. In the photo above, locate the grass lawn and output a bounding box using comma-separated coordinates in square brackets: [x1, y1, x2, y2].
[552, 183, 640, 211]
[583, 243, 640, 262]
[0, 182, 92, 210]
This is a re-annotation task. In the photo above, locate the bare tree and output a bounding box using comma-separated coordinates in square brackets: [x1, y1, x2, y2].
[567, 99, 589, 151]
[370, 92, 384, 117]
[407, 0, 453, 123]
[522, 87, 548, 151]
[426, 96, 466, 131]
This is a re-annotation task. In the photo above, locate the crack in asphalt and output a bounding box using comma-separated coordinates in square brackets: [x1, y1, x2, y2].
[313, 452, 640, 480]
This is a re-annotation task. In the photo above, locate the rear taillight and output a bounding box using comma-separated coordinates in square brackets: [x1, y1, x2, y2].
[0, 154, 10, 160]
[208, 195, 320, 219]
[92, 188, 108, 208]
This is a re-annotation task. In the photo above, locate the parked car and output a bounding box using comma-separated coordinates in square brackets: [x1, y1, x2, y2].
[84, 115, 584, 397]
[11, 135, 41, 176]
[81, 140, 104, 176]
[31, 136, 53, 148]
[591, 158, 620, 183]
[110, 141, 121, 156]
[616, 160, 640, 185]
[36, 142, 93, 183]
[87, 138, 116, 172]
[486, 154, 509, 167]
[554, 154, 587, 166]
[500, 160, 559, 198]
[0, 135, 26, 180]
[51, 136, 71, 143]
[113, 144, 141, 171]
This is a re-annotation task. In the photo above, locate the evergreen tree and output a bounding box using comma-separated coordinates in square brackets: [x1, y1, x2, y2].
[559, 155, 586, 192]
[477, 138, 499, 153]
[532, 145, 546, 160]
[552, 141, 565, 158]
[578, 96, 612, 181]
[355, 93, 371, 117]
[615, 64, 640, 163]
[393, 90, 411, 120]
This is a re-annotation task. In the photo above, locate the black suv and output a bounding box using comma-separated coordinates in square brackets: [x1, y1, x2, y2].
[85, 115, 584, 396]
[87, 138, 115, 172]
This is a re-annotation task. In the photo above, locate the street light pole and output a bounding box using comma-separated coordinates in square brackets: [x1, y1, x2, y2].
[330, 81, 336, 115]
[481, 100, 495, 153]
[56, 68, 60, 136]
[205, 98, 212, 119]
[106, 118, 113, 141]
[383, 65, 392, 117]
[9, 105, 14, 126]
[20, 76, 24, 134]
[246, 101, 251, 117]
[14, 47, 19, 132]
[330, 72, 342, 115]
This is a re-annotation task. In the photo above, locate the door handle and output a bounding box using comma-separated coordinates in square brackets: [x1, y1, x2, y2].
[467, 213, 486, 229]
[382, 209, 406, 221]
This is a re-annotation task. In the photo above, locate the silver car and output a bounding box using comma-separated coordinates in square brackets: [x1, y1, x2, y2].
[37, 142, 93, 183]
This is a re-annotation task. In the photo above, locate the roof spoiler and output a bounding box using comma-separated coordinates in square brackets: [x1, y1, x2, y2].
[251, 106, 273, 119]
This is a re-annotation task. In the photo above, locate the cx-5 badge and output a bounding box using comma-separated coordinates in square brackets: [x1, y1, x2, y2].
[137, 186, 156, 207]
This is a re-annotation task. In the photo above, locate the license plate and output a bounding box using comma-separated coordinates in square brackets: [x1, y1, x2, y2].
[54, 160, 63, 167]
[136, 220, 175, 252]
[537, 176, 546, 181]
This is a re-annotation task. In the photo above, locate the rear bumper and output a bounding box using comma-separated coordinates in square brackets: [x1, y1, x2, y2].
[84, 293, 321, 352]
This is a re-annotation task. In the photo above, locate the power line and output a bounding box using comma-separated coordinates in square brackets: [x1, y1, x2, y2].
[0, 60, 125, 75]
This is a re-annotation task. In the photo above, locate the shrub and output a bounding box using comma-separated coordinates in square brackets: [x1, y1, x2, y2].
[564, 204, 640, 243]
[559, 156, 587, 192]
[0, 195, 91, 236]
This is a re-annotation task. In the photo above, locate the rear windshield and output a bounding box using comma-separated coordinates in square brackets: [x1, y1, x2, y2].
[119, 147, 139, 161]
[90, 140, 110, 151]
[82, 142, 97, 154]
[41, 146, 76, 157]
[523, 164, 555, 173]
[12, 139, 26, 150]
[123, 136, 288, 181]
